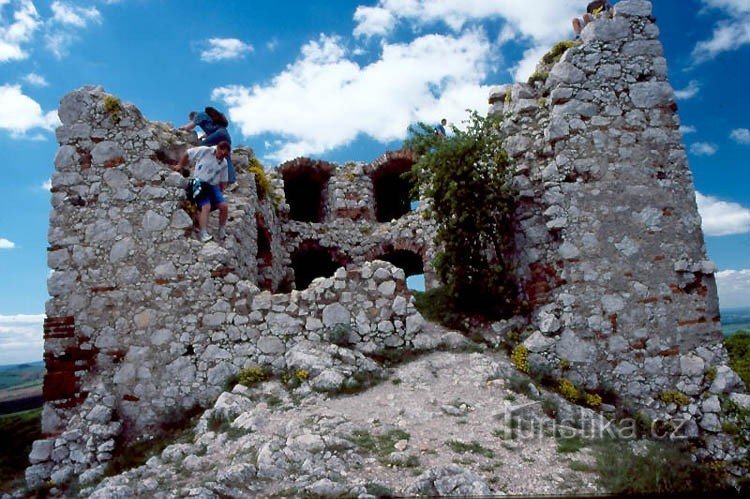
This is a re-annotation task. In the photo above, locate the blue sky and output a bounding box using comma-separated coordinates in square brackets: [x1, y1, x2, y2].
[0, 0, 749, 364]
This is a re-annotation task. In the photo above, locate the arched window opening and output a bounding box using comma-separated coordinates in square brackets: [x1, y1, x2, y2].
[256, 225, 273, 291]
[378, 249, 424, 278]
[280, 159, 334, 223]
[291, 243, 346, 290]
[372, 158, 416, 222]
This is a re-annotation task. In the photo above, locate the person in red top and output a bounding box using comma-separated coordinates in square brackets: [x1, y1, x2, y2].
[572, 0, 613, 36]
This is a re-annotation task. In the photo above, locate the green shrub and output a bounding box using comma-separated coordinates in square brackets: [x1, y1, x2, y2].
[326, 323, 352, 346]
[238, 366, 271, 387]
[660, 390, 690, 407]
[725, 331, 750, 386]
[247, 157, 271, 200]
[404, 112, 518, 319]
[559, 378, 581, 403]
[103, 96, 122, 124]
[412, 287, 465, 329]
[511, 345, 529, 373]
[527, 71, 549, 86]
[556, 434, 586, 453]
[542, 40, 580, 65]
[591, 440, 726, 494]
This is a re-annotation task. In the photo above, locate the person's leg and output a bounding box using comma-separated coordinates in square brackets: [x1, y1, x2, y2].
[197, 201, 211, 241]
[218, 203, 228, 226]
[573, 18, 583, 34]
[226, 155, 236, 184]
[583, 13, 593, 26]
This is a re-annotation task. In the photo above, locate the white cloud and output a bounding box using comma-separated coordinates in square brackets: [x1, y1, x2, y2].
[0, 0, 40, 62]
[674, 80, 701, 100]
[200, 38, 254, 62]
[696, 192, 750, 236]
[690, 142, 718, 156]
[50, 1, 100, 27]
[0, 84, 59, 137]
[0, 237, 15, 249]
[680, 125, 697, 135]
[41, 178, 51, 190]
[353, 6, 395, 38]
[213, 31, 492, 162]
[352, 0, 580, 81]
[23, 72, 48, 87]
[730, 127, 750, 144]
[693, 1, 750, 63]
[716, 269, 750, 309]
[0, 313, 44, 365]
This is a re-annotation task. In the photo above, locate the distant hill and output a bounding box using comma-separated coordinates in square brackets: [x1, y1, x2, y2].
[0, 362, 45, 391]
[722, 307, 750, 337]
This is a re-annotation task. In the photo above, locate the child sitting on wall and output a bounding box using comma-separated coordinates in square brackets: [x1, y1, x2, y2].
[572, 0, 613, 36]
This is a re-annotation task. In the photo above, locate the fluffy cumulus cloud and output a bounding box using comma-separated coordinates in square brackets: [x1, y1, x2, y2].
[351, 0, 580, 81]
[0, 314, 44, 365]
[674, 80, 701, 100]
[716, 269, 750, 309]
[0, 237, 16, 249]
[0, 84, 59, 137]
[690, 142, 718, 156]
[730, 127, 750, 144]
[693, 0, 750, 63]
[0, 0, 40, 62]
[214, 31, 492, 161]
[696, 192, 750, 236]
[200, 38, 254, 62]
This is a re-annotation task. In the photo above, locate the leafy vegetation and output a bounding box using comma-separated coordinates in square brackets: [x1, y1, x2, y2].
[103, 95, 122, 124]
[725, 330, 750, 386]
[247, 157, 271, 200]
[412, 287, 465, 329]
[542, 40, 580, 65]
[0, 409, 41, 493]
[590, 439, 728, 495]
[527, 71, 549, 86]
[238, 366, 272, 387]
[404, 112, 517, 320]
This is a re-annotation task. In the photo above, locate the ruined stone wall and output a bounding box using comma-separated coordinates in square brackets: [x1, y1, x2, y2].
[492, 0, 745, 453]
[28, 0, 748, 488]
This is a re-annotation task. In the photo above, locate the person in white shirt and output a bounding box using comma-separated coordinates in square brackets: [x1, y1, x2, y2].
[176, 141, 231, 242]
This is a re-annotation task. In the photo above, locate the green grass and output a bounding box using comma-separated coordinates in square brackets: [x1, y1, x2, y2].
[445, 440, 495, 458]
[556, 434, 586, 453]
[0, 408, 42, 493]
[348, 429, 410, 458]
[589, 439, 727, 495]
[725, 330, 750, 386]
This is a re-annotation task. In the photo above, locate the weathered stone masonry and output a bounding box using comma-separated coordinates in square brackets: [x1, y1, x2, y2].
[28, 0, 747, 488]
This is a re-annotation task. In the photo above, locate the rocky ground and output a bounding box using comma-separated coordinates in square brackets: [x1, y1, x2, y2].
[80, 333, 610, 498]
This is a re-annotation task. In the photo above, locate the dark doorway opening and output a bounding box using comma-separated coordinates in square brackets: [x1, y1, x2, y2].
[372, 158, 416, 222]
[280, 160, 334, 222]
[291, 243, 346, 290]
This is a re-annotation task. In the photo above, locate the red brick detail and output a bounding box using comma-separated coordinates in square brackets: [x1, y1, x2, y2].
[662, 207, 673, 216]
[630, 338, 647, 350]
[78, 148, 92, 170]
[608, 314, 618, 335]
[44, 316, 76, 339]
[654, 255, 665, 262]
[154, 278, 169, 285]
[104, 157, 126, 168]
[123, 394, 140, 402]
[335, 207, 371, 221]
[42, 316, 97, 409]
[678, 317, 707, 327]
[211, 266, 235, 278]
[90, 286, 117, 293]
[659, 346, 680, 357]
[525, 262, 565, 307]
[639, 297, 659, 304]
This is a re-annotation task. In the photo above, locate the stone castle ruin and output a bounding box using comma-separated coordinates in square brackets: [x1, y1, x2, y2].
[27, 0, 748, 491]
